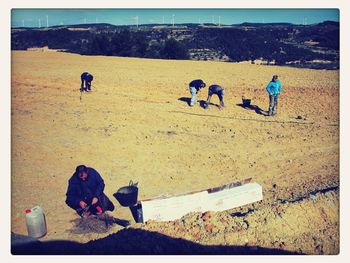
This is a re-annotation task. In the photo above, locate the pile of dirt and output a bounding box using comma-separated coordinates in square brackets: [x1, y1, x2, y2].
[139, 189, 338, 254]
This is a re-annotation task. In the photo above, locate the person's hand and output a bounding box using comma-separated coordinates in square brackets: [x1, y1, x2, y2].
[79, 201, 87, 208]
[91, 197, 98, 205]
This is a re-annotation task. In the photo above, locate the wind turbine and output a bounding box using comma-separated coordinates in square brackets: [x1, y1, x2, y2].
[172, 14, 175, 27]
[302, 17, 308, 26]
[218, 16, 221, 27]
[46, 15, 49, 27]
[131, 16, 139, 28]
[38, 18, 41, 28]
[22, 19, 24, 27]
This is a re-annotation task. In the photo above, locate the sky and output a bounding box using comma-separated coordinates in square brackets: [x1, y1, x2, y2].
[11, 8, 339, 28]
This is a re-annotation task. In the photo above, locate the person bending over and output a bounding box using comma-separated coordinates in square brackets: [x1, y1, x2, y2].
[188, 79, 206, 106]
[204, 84, 225, 109]
[80, 72, 94, 92]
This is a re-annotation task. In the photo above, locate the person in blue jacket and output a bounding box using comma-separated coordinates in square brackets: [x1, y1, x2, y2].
[266, 75, 282, 116]
[80, 72, 94, 92]
[188, 79, 206, 106]
[65, 165, 114, 217]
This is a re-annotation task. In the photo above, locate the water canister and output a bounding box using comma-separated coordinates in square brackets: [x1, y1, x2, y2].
[25, 206, 47, 238]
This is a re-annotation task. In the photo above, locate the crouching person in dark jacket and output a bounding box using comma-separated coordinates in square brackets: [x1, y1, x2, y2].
[204, 84, 225, 109]
[65, 165, 115, 217]
[80, 72, 93, 92]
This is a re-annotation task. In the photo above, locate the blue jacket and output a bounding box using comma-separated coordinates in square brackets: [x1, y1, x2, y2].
[81, 72, 94, 82]
[65, 167, 105, 208]
[266, 80, 282, 95]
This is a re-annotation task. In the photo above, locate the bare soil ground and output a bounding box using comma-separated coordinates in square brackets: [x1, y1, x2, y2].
[11, 51, 339, 254]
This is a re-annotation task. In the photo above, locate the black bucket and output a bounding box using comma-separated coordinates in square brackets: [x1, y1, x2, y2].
[113, 181, 138, 207]
[242, 97, 251, 107]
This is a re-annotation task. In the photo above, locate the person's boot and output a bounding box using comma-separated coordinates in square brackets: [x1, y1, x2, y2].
[81, 210, 91, 218]
[84, 211, 91, 217]
[96, 206, 103, 215]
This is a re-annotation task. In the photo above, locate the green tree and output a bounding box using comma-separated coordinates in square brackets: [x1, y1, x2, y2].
[160, 38, 189, 60]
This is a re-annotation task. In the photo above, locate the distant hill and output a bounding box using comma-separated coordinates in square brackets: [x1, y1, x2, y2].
[11, 22, 339, 69]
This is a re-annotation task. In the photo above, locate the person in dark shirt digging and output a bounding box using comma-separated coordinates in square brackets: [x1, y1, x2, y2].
[204, 84, 225, 109]
[65, 165, 114, 217]
[188, 79, 206, 106]
[80, 72, 94, 92]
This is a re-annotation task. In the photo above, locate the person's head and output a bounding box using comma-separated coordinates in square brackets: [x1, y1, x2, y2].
[272, 75, 278, 82]
[75, 165, 88, 181]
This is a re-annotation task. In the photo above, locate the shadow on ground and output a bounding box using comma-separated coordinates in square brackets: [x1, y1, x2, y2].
[178, 98, 221, 109]
[11, 230, 301, 255]
[237, 103, 268, 116]
[178, 97, 191, 106]
[200, 100, 222, 109]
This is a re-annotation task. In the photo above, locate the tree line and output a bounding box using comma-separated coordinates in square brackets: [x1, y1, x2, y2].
[11, 22, 339, 68]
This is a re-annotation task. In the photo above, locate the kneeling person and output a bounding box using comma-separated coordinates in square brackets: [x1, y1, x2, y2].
[65, 165, 115, 217]
[205, 84, 225, 109]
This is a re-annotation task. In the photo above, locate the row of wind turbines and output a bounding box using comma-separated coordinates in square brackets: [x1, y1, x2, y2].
[131, 14, 223, 28]
[19, 14, 225, 28]
[18, 15, 310, 28]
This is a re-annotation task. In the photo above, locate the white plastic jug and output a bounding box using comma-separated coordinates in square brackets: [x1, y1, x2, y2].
[25, 206, 47, 238]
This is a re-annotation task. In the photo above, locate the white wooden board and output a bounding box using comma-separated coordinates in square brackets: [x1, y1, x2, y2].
[140, 182, 262, 222]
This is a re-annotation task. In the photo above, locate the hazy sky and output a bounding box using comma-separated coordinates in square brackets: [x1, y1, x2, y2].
[11, 8, 339, 28]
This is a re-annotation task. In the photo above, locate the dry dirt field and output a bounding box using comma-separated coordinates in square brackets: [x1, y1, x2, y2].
[11, 50, 339, 254]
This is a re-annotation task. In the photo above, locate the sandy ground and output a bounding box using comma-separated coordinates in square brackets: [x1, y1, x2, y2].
[11, 50, 339, 254]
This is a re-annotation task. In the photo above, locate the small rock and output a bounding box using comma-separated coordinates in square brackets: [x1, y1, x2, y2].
[309, 194, 317, 200]
[205, 223, 213, 233]
[243, 220, 250, 230]
[201, 211, 212, 222]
